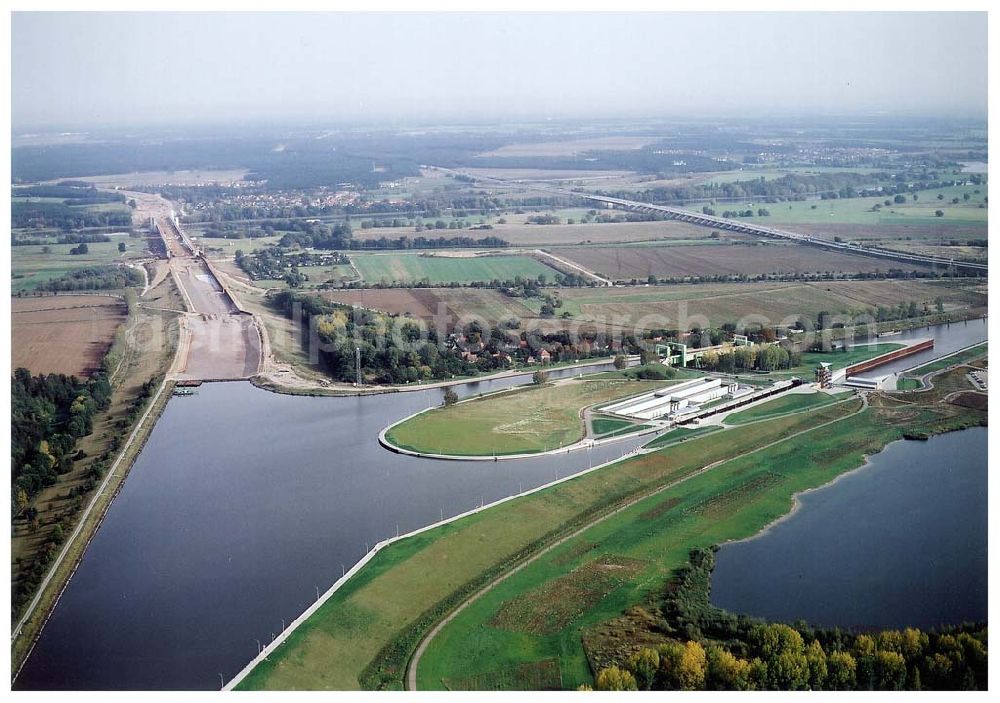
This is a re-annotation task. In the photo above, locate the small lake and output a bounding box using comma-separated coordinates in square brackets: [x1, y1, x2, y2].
[710, 427, 987, 631]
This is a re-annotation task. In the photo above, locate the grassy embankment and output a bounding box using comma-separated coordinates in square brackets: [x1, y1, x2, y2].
[416, 371, 986, 689]
[385, 379, 666, 455]
[238, 398, 864, 690]
[724, 391, 840, 425]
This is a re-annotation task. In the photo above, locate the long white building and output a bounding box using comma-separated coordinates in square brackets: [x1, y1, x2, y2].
[602, 377, 746, 421]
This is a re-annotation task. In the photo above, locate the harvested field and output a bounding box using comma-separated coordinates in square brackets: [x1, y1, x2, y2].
[324, 280, 985, 335]
[550, 279, 985, 329]
[12, 295, 127, 376]
[556, 242, 936, 280]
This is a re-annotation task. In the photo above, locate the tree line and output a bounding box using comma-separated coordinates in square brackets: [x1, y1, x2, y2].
[269, 290, 623, 384]
[589, 548, 986, 691]
[38, 266, 143, 292]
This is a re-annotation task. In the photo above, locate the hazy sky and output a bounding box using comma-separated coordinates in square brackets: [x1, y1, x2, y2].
[12, 12, 988, 128]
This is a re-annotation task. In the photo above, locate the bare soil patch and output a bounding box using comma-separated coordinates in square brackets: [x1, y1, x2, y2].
[558, 242, 936, 279]
[12, 295, 127, 376]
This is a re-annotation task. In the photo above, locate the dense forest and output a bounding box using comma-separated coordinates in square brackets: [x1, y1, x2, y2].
[11, 369, 113, 515]
[588, 548, 986, 691]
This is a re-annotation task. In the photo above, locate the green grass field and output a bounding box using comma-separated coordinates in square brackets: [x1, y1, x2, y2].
[795, 343, 903, 372]
[416, 398, 979, 690]
[352, 253, 559, 285]
[725, 391, 839, 425]
[590, 417, 634, 435]
[196, 234, 285, 254]
[386, 380, 664, 455]
[699, 183, 987, 228]
[11, 239, 146, 292]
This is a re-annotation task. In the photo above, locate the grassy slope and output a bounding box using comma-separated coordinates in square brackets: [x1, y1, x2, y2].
[385, 379, 663, 455]
[352, 253, 558, 284]
[590, 417, 633, 435]
[725, 391, 839, 425]
[238, 399, 862, 690]
[417, 395, 982, 689]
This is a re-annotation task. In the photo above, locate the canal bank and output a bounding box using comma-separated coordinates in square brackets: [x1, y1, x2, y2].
[14, 363, 656, 690]
[15, 318, 987, 690]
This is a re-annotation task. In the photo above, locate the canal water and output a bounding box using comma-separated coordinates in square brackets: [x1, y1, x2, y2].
[15, 363, 654, 690]
[16, 318, 987, 690]
[710, 427, 987, 631]
[852, 315, 987, 379]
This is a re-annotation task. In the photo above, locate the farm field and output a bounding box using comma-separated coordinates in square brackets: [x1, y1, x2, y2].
[554, 241, 930, 280]
[237, 397, 876, 691]
[725, 390, 839, 424]
[351, 253, 559, 285]
[695, 183, 987, 228]
[877, 240, 986, 263]
[537, 279, 986, 329]
[11, 239, 148, 292]
[195, 233, 285, 254]
[11, 295, 128, 376]
[386, 379, 665, 455]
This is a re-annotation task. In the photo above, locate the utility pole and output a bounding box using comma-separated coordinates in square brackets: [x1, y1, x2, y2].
[355, 346, 362, 386]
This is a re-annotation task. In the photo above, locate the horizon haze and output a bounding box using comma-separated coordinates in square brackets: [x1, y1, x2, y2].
[12, 11, 988, 130]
